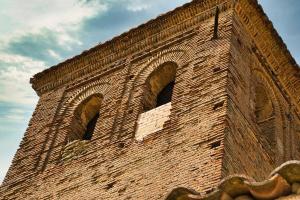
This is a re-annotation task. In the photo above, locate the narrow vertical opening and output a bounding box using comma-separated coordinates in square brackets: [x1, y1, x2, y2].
[212, 6, 219, 39]
[213, 67, 221, 73]
[135, 62, 178, 141]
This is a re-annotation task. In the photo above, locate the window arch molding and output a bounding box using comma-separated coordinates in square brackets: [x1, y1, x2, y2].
[251, 69, 284, 163]
[60, 82, 114, 142]
[143, 61, 177, 111]
[132, 49, 190, 111]
[252, 69, 283, 126]
[131, 49, 190, 87]
[70, 93, 103, 141]
[129, 49, 190, 107]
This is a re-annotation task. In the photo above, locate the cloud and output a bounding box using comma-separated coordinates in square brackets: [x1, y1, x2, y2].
[0, 163, 9, 184]
[0, 0, 108, 69]
[0, 0, 110, 111]
[6, 30, 65, 64]
[0, 53, 46, 106]
[0, 0, 107, 43]
[1, 0, 193, 69]
[0, 108, 28, 122]
[126, 0, 150, 12]
[48, 49, 63, 61]
[79, 0, 192, 48]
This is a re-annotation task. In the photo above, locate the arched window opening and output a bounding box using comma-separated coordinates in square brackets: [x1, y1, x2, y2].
[136, 62, 177, 141]
[143, 62, 177, 111]
[70, 94, 102, 142]
[254, 85, 276, 155]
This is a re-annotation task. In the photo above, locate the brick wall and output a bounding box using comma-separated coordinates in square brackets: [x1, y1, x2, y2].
[1, 0, 300, 199]
[0, 3, 234, 198]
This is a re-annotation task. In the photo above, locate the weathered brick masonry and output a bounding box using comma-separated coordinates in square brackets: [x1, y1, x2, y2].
[1, 0, 300, 199]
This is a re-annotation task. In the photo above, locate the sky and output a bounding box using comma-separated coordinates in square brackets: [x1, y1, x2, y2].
[0, 0, 299, 184]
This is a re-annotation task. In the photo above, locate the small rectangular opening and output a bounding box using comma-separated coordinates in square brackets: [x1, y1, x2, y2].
[211, 141, 221, 149]
[106, 181, 116, 190]
[213, 67, 221, 73]
[213, 101, 224, 110]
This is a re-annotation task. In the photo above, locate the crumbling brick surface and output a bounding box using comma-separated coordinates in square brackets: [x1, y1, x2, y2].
[1, 0, 299, 199]
[136, 102, 172, 141]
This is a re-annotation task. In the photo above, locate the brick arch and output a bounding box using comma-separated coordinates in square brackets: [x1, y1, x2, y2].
[252, 69, 283, 121]
[57, 81, 115, 141]
[63, 82, 113, 117]
[252, 69, 284, 163]
[129, 49, 190, 112]
[125, 48, 190, 112]
[133, 49, 189, 86]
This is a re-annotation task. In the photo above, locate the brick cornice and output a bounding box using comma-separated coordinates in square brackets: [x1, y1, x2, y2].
[234, 0, 300, 113]
[30, 0, 232, 96]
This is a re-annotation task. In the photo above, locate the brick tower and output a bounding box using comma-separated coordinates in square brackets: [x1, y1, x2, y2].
[1, 0, 300, 199]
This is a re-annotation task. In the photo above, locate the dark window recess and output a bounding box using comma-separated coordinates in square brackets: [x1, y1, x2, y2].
[156, 81, 175, 107]
[211, 141, 221, 149]
[213, 67, 221, 73]
[213, 101, 224, 110]
[83, 113, 100, 140]
[128, 75, 134, 80]
[118, 142, 125, 148]
[106, 181, 116, 190]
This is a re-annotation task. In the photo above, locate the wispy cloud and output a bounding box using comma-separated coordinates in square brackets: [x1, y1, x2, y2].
[0, 0, 111, 112]
[126, 0, 150, 12]
[0, 0, 108, 66]
[0, 0, 111, 183]
[0, 108, 27, 121]
[48, 49, 63, 61]
[0, 0, 107, 44]
[0, 53, 45, 105]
